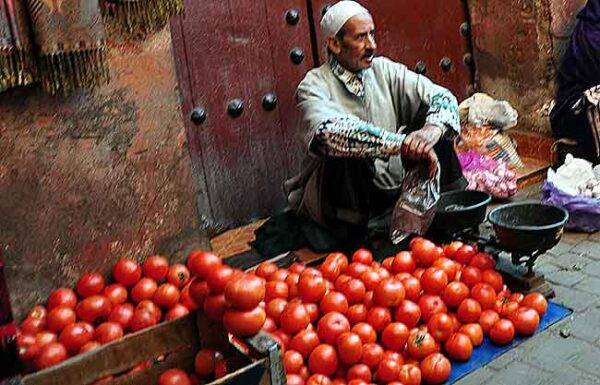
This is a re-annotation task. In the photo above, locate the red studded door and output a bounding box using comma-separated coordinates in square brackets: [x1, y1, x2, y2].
[170, 1, 314, 229]
[309, 0, 474, 100]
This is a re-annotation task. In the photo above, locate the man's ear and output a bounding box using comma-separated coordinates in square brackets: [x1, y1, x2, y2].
[326, 36, 342, 55]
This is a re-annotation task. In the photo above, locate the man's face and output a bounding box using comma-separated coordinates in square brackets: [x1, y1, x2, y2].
[328, 14, 377, 72]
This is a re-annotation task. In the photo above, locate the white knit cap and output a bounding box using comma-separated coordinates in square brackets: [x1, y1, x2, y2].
[320, 1, 371, 38]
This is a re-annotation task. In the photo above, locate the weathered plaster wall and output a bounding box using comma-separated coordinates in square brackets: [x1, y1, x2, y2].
[467, 0, 587, 134]
[0, 28, 208, 320]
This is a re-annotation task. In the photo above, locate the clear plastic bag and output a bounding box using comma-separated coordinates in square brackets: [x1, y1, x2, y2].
[390, 163, 440, 244]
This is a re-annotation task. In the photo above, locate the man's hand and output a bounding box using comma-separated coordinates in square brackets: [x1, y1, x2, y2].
[401, 124, 444, 160]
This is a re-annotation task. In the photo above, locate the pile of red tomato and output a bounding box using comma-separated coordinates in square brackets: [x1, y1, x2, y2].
[16, 238, 549, 385]
[155, 238, 548, 385]
[16, 255, 201, 372]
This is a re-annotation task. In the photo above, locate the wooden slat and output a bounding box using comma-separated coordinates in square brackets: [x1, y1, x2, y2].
[18, 314, 198, 385]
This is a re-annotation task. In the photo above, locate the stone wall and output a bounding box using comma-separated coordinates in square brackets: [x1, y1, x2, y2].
[468, 0, 587, 134]
[0, 27, 209, 320]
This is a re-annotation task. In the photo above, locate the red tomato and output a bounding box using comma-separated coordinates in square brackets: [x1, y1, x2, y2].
[287, 374, 305, 385]
[206, 265, 234, 294]
[59, 322, 93, 353]
[489, 319, 515, 345]
[345, 263, 369, 279]
[194, 349, 216, 377]
[362, 291, 374, 309]
[352, 249, 373, 265]
[154, 283, 181, 309]
[284, 350, 305, 374]
[108, 303, 134, 328]
[521, 292, 548, 316]
[167, 263, 191, 289]
[433, 257, 459, 281]
[165, 304, 190, 321]
[508, 306, 540, 336]
[469, 252, 496, 271]
[35, 331, 57, 349]
[365, 306, 391, 332]
[306, 374, 332, 385]
[418, 295, 447, 323]
[321, 253, 348, 281]
[27, 305, 48, 322]
[280, 302, 311, 334]
[20, 317, 46, 335]
[373, 278, 405, 307]
[101, 284, 127, 305]
[375, 358, 400, 383]
[80, 341, 101, 353]
[131, 278, 158, 303]
[289, 262, 306, 275]
[460, 266, 482, 288]
[270, 269, 290, 282]
[289, 329, 320, 359]
[459, 323, 484, 346]
[398, 364, 422, 385]
[400, 276, 421, 302]
[470, 283, 496, 310]
[142, 255, 169, 281]
[346, 304, 367, 325]
[47, 306, 76, 332]
[442, 281, 469, 308]
[286, 273, 301, 298]
[335, 275, 352, 292]
[420, 353, 451, 385]
[381, 322, 409, 351]
[158, 369, 192, 385]
[479, 309, 500, 334]
[411, 239, 440, 267]
[225, 274, 266, 310]
[189, 279, 209, 306]
[340, 279, 366, 305]
[445, 333, 473, 361]
[457, 298, 482, 324]
[427, 313, 454, 342]
[392, 251, 416, 273]
[76, 273, 105, 298]
[382, 257, 394, 271]
[394, 300, 421, 328]
[309, 344, 339, 376]
[223, 307, 266, 337]
[360, 343, 384, 368]
[299, 275, 327, 303]
[266, 298, 288, 320]
[34, 342, 67, 370]
[494, 298, 519, 317]
[317, 312, 351, 345]
[180, 284, 199, 311]
[420, 268, 449, 295]
[443, 241, 463, 259]
[265, 281, 290, 302]
[129, 309, 157, 332]
[187, 251, 222, 279]
[47, 288, 77, 310]
[17, 333, 39, 361]
[413, 268, 425, 280]
[407, 331, 437, 360]
[94, 322, 124, 344]
[203, 294, 227, 321]
[346, 363, 372, 382]
[320, 291, 349, 315]
[255, 261, 278, 279]
[263, 317, 277, 332]
[337, 332, 363, 365]
[359, 270, 380, 292]
[112, 258, 142, 287]
[350, 322, 376, 344]
[137, 300, 162, 322]
[304, 302, 320, 323]
[481, 270, 503, 293]
[454, 245, 477, 265]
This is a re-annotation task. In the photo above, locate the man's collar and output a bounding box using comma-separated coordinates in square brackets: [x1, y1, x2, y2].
[329, 56, 366, 98]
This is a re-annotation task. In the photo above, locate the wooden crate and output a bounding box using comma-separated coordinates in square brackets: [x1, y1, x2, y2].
[2, 250, 299, 385]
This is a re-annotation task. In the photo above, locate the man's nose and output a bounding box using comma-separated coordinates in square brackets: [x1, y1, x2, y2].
[366, 34, 377, 50]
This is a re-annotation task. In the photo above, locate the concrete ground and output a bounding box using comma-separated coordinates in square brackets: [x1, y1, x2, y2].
[456, 185, 600, 385]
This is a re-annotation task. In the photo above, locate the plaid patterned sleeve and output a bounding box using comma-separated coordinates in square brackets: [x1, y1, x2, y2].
[314, 116, 405, 158]
[424, 90, 460, 139]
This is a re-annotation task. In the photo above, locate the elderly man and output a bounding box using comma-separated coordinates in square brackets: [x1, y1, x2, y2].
[283, 1, 465, 250]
